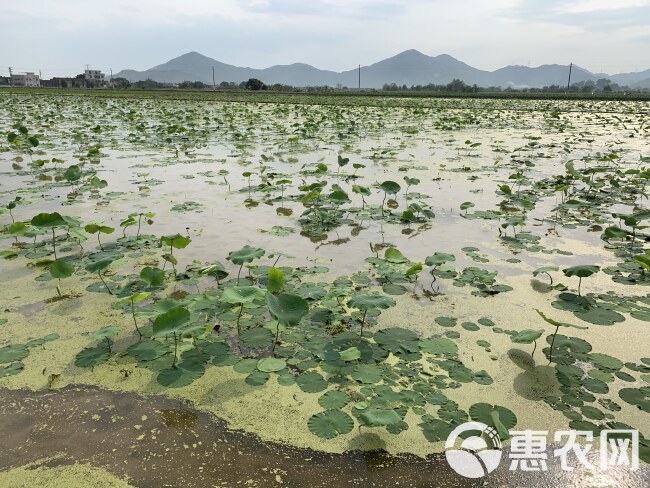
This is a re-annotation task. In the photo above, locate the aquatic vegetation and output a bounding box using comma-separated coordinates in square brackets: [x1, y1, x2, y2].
[1, 92, 649, 464]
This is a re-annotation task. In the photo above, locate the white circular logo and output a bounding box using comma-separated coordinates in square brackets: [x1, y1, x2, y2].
[445, 421, 503, 478]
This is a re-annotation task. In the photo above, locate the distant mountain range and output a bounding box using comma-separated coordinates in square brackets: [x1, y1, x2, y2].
[114, 50, 650, 89]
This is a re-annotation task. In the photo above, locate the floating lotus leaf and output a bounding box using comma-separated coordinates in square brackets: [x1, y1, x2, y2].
[589, 353, 624, 371]
[574, 307, 625, 326]
[384, 247, 409, 264]
[232, 359, 258, 374]
[240, 328, 273, 349]
[246, 371, 270, 386]
[90, 326, 120, 341]
[374, 328, 419, 355]
[435, 317, 457, 328]
[308, 410, 354, 439]
[221, 286, 266, 305]
[358, 408, 402, 427]
[461, 322, 479, 331]
[618, 387, 650, 412]
[74, 342, 111, 368]
[419, 337, 458, 356]
[472, 370, 494, 385]
[126, 341, 168, 362]
[0, 362, 24, 378]
[318, 390, 351, 410]
[469, 403, 517, 440]
[296, 371, 328, 393]
[257, 357, 286, 373]
[351, 364, 383, 384]
[382, 284, 407, 295]
[85, 258, 114, 274]
[339, 347, 361, 362]
[420, 419, 454, 442]
[157, 361, 205, 388]
[0, 345, 28, 364]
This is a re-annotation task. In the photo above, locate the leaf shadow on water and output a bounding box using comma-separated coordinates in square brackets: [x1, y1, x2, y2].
[529, 279, 554, 294]
[508, 348, 561, 401]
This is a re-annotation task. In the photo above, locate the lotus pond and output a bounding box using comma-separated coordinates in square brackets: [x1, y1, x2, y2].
[0, 92, 649, 485]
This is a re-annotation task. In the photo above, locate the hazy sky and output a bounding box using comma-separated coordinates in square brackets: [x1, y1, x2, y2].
[1, 0, 649, 77]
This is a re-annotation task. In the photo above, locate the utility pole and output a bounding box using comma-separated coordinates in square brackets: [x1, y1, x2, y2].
[8, 67, 13, 87]
[110, 68, 113, 82]
[358, 64, 361, 90]
[567, 62, 573, 92]
[212, 67, 216, 89]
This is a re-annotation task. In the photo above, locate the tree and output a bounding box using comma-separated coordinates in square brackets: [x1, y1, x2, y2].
[244, 78, 267, 91]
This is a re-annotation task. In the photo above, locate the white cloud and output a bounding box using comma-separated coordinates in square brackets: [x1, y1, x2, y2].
[553, 0, 650, 14]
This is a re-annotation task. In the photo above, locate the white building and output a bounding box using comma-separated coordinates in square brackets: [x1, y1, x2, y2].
[84, 69, 105, 84]
[11, 72, 40, 87]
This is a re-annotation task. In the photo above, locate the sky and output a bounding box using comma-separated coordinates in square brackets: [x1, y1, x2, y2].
[1, 0, 649, 78]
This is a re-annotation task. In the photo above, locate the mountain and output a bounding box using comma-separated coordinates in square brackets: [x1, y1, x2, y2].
[113, 50, 647, 89]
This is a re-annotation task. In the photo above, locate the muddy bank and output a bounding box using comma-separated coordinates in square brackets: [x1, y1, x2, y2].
[1, 386, 648, 488]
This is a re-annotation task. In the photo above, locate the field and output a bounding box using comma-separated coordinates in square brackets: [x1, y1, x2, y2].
[0, 91, 649, 486]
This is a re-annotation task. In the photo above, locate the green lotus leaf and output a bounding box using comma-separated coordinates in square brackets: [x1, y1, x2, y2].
[85, 258, 114, 274]
[0, 345, 28, 364]
[419, 337, 458, 356]
[469, 403, 517, 440]
[50, 260, 75, 279]
[74, 342, 111, 368]
[31, 212, 67, 228]
[318, 390, 351, 410]
[257, 357, 286, 373]
[227, 245, 265, 265]
[351, 364, 383, 384]
[374, 328, 419, 355]
[240, 328, 273, 349]
[152, 307, 190, 337]
[380, 181, 401, 195]
[563, 265, 600, 278]
[84, 224, 114, 235]
[160, 234, 192, 250]
[246, 370, 270, 386]
[140, 267, 165, 287]
[510, 329, 544, 344]
[221, 286, 266, 305]
[589, 353, 624, 371]
[90, 326, 120, 341]
[384, 247, 408, 263]
[157, 361, 205, 388]
[296, 371, 328, 393]
[358, 408, 402, 427]
[308, 410, 354, 439]
[347, 294, 396, 312]
[425, 252, 456, 266]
